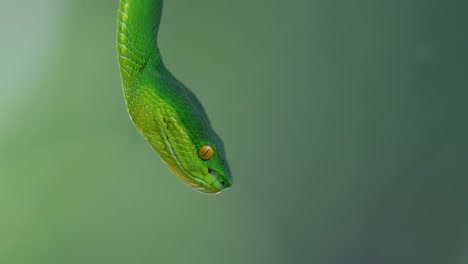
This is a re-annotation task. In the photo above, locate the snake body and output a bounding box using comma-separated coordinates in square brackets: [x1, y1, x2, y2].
[117, 0, 232, 194]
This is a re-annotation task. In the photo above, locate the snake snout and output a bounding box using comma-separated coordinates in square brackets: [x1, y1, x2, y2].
[218, 177, 232, 190]
[208, 168, 231, 191]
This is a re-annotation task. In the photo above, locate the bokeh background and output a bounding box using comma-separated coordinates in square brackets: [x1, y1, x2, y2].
[1, 0, 467, 263]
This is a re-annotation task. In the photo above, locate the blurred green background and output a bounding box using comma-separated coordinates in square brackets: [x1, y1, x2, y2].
[1, 0, 467, 263]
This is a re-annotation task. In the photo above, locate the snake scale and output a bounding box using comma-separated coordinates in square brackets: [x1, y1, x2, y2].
[117, 0, 232, 194]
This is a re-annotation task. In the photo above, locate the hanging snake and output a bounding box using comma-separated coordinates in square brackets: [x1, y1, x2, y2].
[117, 0, 232, 194]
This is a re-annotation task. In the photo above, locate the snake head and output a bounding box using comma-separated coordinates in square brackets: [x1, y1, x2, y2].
[166, 140, 232, 194]
[196, 143, 233, 194]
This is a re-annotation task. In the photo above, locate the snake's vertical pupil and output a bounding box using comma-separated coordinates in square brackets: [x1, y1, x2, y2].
[198, 145, 214, 160]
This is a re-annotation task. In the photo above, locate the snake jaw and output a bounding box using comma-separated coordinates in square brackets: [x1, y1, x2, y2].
[189, 175, 222, 194]
[182, 167, 231, 195]
[167, 165, 224, 194]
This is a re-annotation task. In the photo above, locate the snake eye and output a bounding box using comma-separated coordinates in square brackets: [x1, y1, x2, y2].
[198, 145, 214, 160]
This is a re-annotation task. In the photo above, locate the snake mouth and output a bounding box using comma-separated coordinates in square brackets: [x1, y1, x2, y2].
[166, 163, 225, 194]
[186, 168, 229, 195]
[191, 177, 221, 195]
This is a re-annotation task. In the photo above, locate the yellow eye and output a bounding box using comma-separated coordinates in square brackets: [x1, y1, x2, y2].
[198, 145, 214, 160]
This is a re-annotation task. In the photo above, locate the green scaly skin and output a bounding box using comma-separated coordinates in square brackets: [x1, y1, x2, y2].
[117, 0, 232, 194]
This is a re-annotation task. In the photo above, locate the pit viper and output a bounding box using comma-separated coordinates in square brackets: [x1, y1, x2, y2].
[117, 0, 232, 194]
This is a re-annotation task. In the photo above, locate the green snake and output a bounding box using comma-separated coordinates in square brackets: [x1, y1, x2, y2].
[117, 0, 232, 194]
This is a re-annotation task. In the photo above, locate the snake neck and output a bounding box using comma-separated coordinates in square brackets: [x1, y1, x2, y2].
[117, 0, 164, 88]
